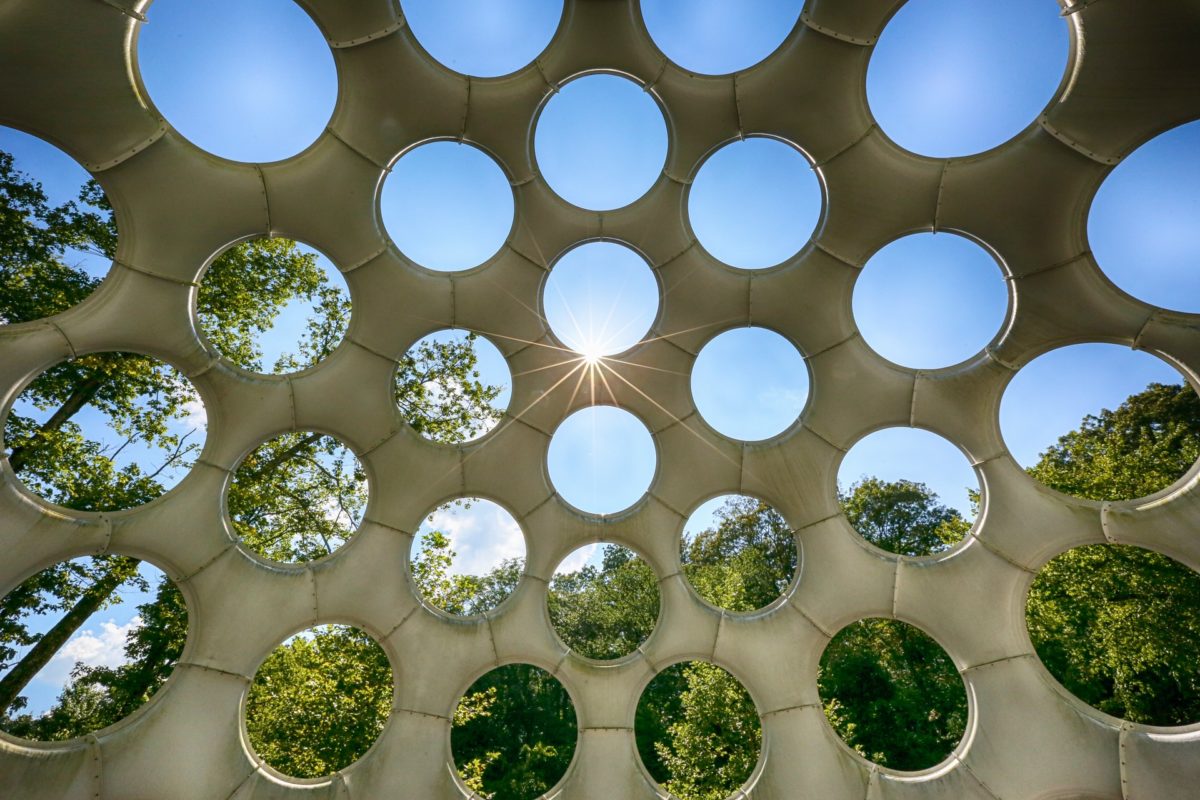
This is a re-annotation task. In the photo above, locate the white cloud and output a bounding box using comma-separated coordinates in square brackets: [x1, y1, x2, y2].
[420, 500, 525, 577]
[34, 617, 142, 689]
[181, 396, 208, 430]
[556, 543, 601, 574]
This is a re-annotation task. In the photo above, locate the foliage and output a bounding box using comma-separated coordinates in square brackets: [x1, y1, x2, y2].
[450, 664, 577, 799]
[547, 545, 659, 660]
[1028, 381, 1200, 502]
[0, 150, 503, 740]
[229, 432, 368, 563]
[681, 496, 795, 612]
[818, 618, 967, 771]
[3, 576, 187, 740]
[411, 531, 523, 616]
[840, 477, 971, 557]
[1027, 544, 1200, 725]
[639, 662, 761, 800]
[1025, 381, 1200, 726]
[245, 625, 393, 779]
[396, 333, 505, 442]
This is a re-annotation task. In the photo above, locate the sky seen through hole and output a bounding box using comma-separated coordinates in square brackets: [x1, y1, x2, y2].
[2, 0, 1199, 721]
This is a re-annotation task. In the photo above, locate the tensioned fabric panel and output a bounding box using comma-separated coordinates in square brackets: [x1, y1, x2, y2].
[1, 0, 1198, 797]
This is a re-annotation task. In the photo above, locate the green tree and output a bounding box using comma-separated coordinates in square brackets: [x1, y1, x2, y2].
[244, 626, 393, 778]
[547, 545, 659, 660]
[1028, 381, 1199, 502]
[639, 661, 761, 800]
[1025, 382, 1200, 726]
[450, 664, 577, 799]
[840, 477, 971, 557]
[411, 530, 523, 616]
[817, 480, 971, 769]
[0, 150, 504, 737]
[818, 618, 967, 770]
[681, 496, 795, 612]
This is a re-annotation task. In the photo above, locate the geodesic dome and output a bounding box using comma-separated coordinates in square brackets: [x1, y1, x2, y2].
[2, 0, 1200, 798]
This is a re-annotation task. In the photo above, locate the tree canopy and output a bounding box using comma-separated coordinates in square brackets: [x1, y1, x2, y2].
[0, 149, 505, 741]
[3, 148, 1200, 794]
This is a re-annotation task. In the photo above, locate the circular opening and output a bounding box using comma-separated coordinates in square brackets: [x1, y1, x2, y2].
[544, 242, 659, 358]
[197, 238, 350, 373]
[681, 495, 797, 612]
[548, 543, 659, 660]
[245, 624, 392, 778]
[1089, 120, 1200, 312]
[534, 74, 668, 211]
[229, 432, 367, 563]
[0, 556, 186, 740]
[1027, 544, 1200, 726]
[410, 498, 526, 616]
[999, 344, 1198, 501]
[818, 618, 967, 771]
[688, 137, 821, 269]
[401, 0, 563, 78]
[838, 428, 977, 556]
[381, 141, 514, 272]
[397, 330, 511, 443]
[0, 127, 113, 301]
[137, 0, 337, 163]
[451, 663, 577, 797]
[640, 0, 803, 75]
[866, 0, 1069, 158]
[853, 233, 1008, 369]
[691, 327, 808, 441]
[547, 407, 656, 514]
[635, 660, 761, 799]
[4, 353, 206, 510]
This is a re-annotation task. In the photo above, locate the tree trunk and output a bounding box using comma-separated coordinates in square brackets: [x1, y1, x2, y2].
[6, 373, 105, 473]
[0, 562, 136, 714]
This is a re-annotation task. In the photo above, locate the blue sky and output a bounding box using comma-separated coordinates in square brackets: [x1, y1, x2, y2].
[4, 0, 1198, 718]
[534, 74, 668, 211]
[867, 0, 1069, 157]
[854, 232, 1009, 369]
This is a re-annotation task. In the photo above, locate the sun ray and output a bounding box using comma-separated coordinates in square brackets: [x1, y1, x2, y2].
[595, 359, 751, 480]
[423, 358, 590, 489]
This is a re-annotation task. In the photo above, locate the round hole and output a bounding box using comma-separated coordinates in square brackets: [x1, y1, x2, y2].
[534, 74, 668, 211]
[0, 556, 186, 740]
[401, 0, 563, 78]
[853, 233, 1008, 369]
[381, 141, 514, 272]
[866, 0, 1069, 157]
[397, 330, 511, 444]
[4, 353, 206, 510]
[999, 344, 1197, 501]
[818, 618, 967, 771]
[411, 498, 526, 616]
[0, 127, 113, 295]
[691, 327, 808, 441]
[681, 495, 797, 612]
[229, 432, 367, 563]
[548, 543, 659, 660]
[245, 624, 392, 778]
[451, 663, 577, 797]
[137, 0, 337, 163]
[543, 242, 659, 357]
[547, 407, 656, 514]
[1027, 544, 1200, 726]
[838, 428, 977, 556]
[1089, 120, 1200, 312]
[635, 660, 761, 798]
[688, 137, 820, 270]
[197, 238, 350, 373]
[640, 0, 803, 75]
